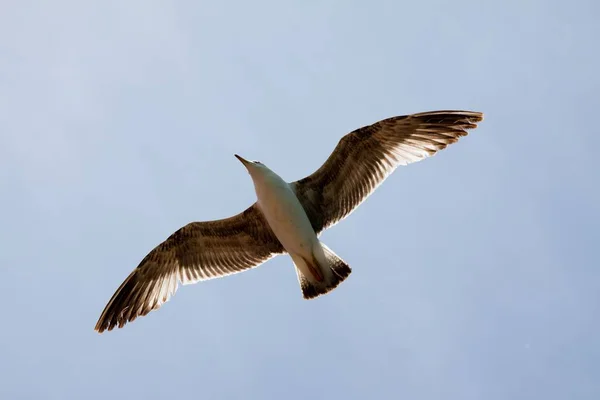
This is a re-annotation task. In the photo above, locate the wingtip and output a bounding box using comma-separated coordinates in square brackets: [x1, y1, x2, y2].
[469, 111, 484, 123]
[410, 110, 484, 128]
[467, 110, 484, 123]
[94, 320, 108, 334]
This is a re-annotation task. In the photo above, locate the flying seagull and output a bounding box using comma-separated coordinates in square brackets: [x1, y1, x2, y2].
[95, 110, 483, 333]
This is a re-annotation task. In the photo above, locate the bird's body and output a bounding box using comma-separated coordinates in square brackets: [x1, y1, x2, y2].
[235, 155, 347, 290]
[95, 110, 484, 333]
[245, 162, 326, 282]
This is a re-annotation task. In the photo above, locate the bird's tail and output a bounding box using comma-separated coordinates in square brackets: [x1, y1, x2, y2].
[294, 242, 352, 299]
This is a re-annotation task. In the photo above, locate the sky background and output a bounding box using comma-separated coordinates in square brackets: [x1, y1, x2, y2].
[1, 1, 599, 399]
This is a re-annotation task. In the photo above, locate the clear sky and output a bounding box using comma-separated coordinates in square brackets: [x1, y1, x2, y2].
[1, 1, 598, 399]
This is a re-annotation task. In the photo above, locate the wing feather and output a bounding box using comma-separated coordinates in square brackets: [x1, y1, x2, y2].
[95, 204, 284, 333]
[292, 110, 484, 233]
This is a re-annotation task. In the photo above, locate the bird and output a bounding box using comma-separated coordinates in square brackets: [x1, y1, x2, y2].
[95, 110, 484, 333]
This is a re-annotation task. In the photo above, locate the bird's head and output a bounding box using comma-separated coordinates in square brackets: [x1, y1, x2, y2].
[234, 154, 272, 179]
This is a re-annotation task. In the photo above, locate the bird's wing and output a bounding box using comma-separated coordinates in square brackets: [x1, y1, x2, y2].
[95, 203, 284, 333]
[292, 110, 483, 234]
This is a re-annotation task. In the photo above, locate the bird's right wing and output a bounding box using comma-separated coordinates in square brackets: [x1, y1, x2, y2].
[95, 203, 284, 333]
[292, 110, 483, 234]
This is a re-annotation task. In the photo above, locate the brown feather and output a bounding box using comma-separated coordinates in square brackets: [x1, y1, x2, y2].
[95, 204, 284, 333]
[292, 110, 484, 233]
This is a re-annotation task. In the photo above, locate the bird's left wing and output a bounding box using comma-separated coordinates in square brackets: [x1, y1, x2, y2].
[292, 110, 484, 234]
[95, 203, 284, 333]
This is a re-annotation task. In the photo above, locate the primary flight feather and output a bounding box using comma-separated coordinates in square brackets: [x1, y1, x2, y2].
[95, 110, 483, 333]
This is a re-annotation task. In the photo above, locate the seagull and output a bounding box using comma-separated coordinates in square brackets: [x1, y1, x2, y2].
[95, 110, 483, 333]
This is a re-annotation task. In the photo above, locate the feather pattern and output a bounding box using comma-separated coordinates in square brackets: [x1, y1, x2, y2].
[292, 110, 484, 233]
[95, 204, 284, 333]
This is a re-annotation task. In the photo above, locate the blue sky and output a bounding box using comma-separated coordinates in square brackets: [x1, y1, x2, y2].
[1, 1, 599, 399]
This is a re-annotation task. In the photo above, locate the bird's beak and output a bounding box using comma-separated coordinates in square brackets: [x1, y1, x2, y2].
[234, 154, 250, 167]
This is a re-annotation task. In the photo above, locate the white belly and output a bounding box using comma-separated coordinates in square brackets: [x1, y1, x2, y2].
[254, 175, 318, 257]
